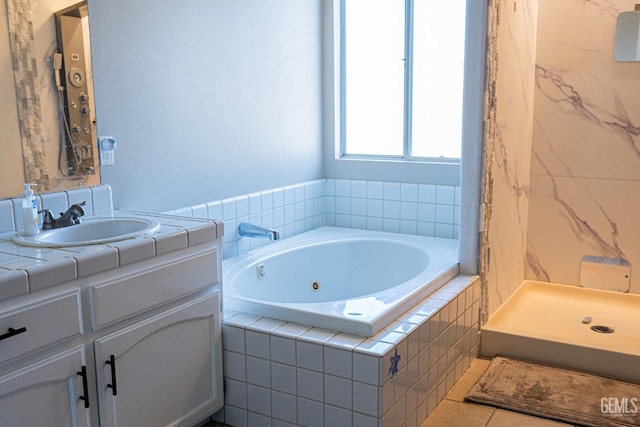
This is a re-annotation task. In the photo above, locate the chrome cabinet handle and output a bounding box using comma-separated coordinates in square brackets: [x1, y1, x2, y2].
[105, 355, 118, 396]
[0, 326, 27, 341]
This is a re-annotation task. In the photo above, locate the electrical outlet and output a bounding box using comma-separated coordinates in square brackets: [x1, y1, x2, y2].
[100, 149, 114, 166]
[98, 136, 116, 166]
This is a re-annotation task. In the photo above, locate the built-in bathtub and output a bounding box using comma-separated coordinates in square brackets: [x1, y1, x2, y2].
[222, 226, 460, 336]
[218, 226, 481, 426]
[481, 280, 640, 383]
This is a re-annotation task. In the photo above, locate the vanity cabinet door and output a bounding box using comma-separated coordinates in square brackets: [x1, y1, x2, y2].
[0, 345, 91, 427]
[94, 292, 223, 427]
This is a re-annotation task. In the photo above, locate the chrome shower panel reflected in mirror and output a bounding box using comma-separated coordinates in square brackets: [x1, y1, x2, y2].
[55, 1, 96, 177]
[614, 6, 640, 62]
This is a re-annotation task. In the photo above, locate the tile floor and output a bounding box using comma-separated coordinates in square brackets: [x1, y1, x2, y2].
[420, 358, 574, 427]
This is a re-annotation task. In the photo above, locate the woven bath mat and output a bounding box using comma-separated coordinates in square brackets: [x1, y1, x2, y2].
[465, 356, 640, 427]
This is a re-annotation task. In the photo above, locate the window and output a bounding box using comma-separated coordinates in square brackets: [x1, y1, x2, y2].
[340, 0, 466, 161]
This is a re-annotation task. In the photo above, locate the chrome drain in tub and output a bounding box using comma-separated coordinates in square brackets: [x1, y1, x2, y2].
[311, 281, 320, 291]
[591, 325, 614, 334]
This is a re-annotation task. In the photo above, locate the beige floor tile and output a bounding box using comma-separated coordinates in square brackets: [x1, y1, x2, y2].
[419, 400, 495, 427]
[466, 357, 492, 375]
[486, 409, 574, 427]
[443, 371, 481, 402]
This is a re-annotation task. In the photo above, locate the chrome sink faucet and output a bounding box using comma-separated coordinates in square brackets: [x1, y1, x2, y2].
[238, 222, 280, 240]
[39, 201, 86, 230]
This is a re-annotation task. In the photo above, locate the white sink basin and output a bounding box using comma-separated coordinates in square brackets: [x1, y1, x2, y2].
[12, 217, 160, 247]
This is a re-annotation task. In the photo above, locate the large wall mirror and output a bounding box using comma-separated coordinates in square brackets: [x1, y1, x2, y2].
[1, 0, 100, 199]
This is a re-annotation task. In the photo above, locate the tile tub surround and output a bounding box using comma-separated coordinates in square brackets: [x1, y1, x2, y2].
[219, 275, 480, 427]
[164, 178, 460, 260]
[0, 185, 223, 301]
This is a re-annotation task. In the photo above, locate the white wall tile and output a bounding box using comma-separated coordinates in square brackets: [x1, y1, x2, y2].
[335, 179, 350, 197]
[246, 330, 271, 359]
[161, 178, 459, 260]
[207, 200, 223, 220]
[351, 180, 367, 198]
[353, 381, 380, 417]
[224, 405, 248, 427]
[351, 198, 366, 216]
[353, 412, 378, 427]
[401, 183, 418, 202]
[297, 397, 323, 427]
[296, 341, 324, 372]
[418, 184, 436, 203]
[383, 201, 400, 219]
[0, 200, 15, 233]
[261, 191, 274, 210]
[225, 378, 248, 409]
[271, 335, 296, 365]
[91, 185, 113, 214]
[272, 188, 284, 208]
[247, 412, 271, 426]
[271, 363, 296, 394]
[400, 202, 418, 220]
[191, 203, 208, 218]
[284, 186, 295, 205]
[367, 181, 383, 199]
[353, 352, 381, 386]
[247, 384, 271, 416]
[221, 198, 236, 220]
[297, 368, 323, 401]
[324, 347, 352, 378]
[248, 193, 262, 215]
[436, 186, 455, 205]
[174, 206, 192, 217]
[324, 374, 352, 409]
[272, 391, 296, 423]
[383, 182, 400, 200]
[246, 356, 271, 387]
[224, 350, 246, 381]
[40, 192, 67, 219]
[324, 404, 352, 425]
[235, 195, 249, 218]
[294, 184, 305, 202]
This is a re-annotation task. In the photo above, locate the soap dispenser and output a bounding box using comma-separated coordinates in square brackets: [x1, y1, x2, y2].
[22, 183, 39, 236]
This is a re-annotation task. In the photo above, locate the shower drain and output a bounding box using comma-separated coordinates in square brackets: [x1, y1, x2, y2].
[591, 325, 615, 334]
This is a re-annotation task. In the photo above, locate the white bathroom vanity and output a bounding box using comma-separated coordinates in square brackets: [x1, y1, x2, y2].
[0, 211, 224, 427]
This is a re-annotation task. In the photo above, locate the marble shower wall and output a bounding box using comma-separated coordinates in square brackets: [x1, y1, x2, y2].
[527, 0, 640, 294]
[482, 0, 538, 317]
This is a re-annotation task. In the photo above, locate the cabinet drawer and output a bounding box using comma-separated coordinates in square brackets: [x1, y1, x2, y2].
[0, 290, 83, 365]
[90, 250, 218, 330]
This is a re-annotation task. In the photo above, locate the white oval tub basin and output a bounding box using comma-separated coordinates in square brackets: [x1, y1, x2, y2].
[223, 226, 459, 337]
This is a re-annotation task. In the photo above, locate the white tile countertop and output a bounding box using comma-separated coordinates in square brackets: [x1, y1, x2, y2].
[0, 210, 223, 302]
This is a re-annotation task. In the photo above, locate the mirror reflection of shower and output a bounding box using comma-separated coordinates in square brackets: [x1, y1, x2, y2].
[54, 1, 96, 177]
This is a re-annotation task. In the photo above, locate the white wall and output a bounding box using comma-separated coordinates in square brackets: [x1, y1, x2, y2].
[88, 0, 324, 212]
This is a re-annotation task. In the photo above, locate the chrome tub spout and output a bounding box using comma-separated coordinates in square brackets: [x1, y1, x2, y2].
[238, 222, 280, 240]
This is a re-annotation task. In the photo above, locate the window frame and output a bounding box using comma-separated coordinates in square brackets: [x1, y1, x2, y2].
[338, 0, 462, 164]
